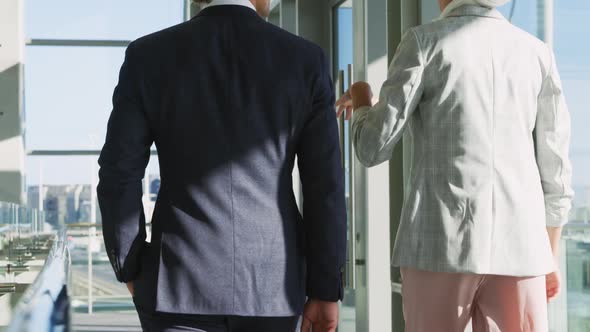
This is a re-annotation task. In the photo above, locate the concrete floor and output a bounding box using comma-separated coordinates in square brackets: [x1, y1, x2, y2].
[72, 312, 142, 332]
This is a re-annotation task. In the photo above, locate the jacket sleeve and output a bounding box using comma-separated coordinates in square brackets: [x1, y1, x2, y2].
[97, 42, 153, 283]
[352, 28, 425, 167]
[297, 48, 347, 302]
[535, 47, 574, 227]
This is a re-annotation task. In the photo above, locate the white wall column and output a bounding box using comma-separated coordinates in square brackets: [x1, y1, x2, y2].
[0, 0, 25, 205]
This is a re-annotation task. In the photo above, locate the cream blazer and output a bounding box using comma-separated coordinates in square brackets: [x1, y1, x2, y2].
[352, 5, 574, 276]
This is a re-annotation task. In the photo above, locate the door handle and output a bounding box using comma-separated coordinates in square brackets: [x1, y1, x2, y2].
[347, 64, 357, 290]
[337, 65, 357, 290]
[345, 63, 357, 290]
[337, 70, 345, 167]
[336, 69, 357, 289]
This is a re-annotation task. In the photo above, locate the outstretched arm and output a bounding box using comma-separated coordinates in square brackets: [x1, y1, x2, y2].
[337, 28, 425, 167]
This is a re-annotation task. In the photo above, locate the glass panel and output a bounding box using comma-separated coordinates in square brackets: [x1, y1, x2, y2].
[24, 46, 126, 151]
[25, 0, 184, 41]
[20, 0, 174, 322]
[26, 155, 159, 313]
[507, 1, 590, 331]
[333, 2, 355, 331]
[555, 1, 590, 330]
[68, 224, 136, 313]
[25, 155, 160, 224]
[496, 0, 539, 36]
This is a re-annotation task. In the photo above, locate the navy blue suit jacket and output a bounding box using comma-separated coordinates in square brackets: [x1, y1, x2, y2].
[98, 5, 346, 316]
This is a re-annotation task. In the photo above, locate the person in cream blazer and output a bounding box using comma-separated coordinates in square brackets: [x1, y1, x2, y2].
[337, 0, 573, 331]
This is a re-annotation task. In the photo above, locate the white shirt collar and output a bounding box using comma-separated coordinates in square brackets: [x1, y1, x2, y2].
[205, 0, 256, 12]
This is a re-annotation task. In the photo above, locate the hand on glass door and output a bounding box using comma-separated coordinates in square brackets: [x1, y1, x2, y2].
[335, 81, 374, 120]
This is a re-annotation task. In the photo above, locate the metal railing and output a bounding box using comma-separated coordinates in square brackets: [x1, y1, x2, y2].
[7, 229, 71, 332]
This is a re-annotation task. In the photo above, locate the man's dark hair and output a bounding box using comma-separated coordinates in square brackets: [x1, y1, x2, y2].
[192, 0, 213, 3]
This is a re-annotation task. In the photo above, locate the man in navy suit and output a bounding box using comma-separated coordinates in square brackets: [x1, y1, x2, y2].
[97, 0, 347, 331]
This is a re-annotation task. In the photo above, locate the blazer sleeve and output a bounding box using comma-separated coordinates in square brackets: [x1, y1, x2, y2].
[535, 47, 574, 227]
[296, 48, 347, 302]
[352, 28, 425, 167]
[97, 42, 153, 283]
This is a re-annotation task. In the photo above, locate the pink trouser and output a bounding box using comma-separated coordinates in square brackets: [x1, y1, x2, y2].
[401, 268, 548, 332]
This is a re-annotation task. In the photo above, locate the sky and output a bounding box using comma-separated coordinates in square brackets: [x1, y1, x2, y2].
[23, 0, 590, 206]
[24, 1, 184, 185]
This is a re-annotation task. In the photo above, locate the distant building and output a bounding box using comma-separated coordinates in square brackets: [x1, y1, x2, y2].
[27, 185, 101, 227]
[569, 185, 590, 223]
[25, 175, 161, 228]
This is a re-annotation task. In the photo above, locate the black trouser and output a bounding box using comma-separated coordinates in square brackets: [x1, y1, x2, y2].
[136, 308, 300, 332]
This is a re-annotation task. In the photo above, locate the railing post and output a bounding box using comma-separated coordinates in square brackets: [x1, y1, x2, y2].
[87, 227, 93, 314]
[88, 159, 98, 314]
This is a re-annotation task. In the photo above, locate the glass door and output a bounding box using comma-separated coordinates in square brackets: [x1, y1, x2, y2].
[332, 1, 364, 331]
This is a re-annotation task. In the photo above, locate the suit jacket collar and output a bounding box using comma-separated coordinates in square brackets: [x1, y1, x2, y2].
[443, 5, 506, 20]
[205, 0, 256, 12]
[194, 4, 261, 20]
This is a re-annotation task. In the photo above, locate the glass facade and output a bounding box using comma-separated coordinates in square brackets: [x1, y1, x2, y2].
[24, 47, 125, 151]
[554, 1, 590, 330]
[20, 0, 182, 318]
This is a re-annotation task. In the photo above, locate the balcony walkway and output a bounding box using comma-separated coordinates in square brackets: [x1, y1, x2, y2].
[72, 308, 355, 331]
[72, 312, 141, 332]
